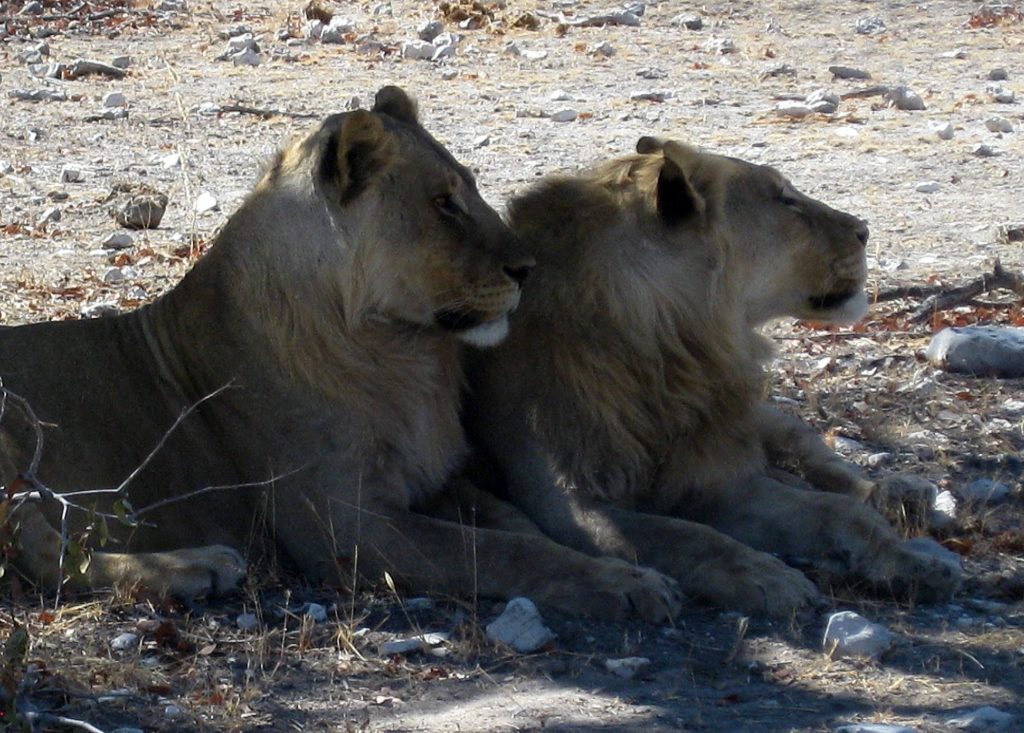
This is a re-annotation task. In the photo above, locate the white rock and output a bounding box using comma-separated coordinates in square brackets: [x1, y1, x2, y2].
[195, 191, 219, 213]
[776, 102, 813, 118]
[590, 41, 615, 57]
[915, 180, 940, 193]
[973, 144, 997, 157]
[823, 611, 894, 659]
[110, 632, 139, 651]
[82, 302, 120, 318]
[987, 85, 1015, 103]
[418, 20, 444, 42]
[104, 267, 126, 284]
[218, 24, 251, 39]
[225, 33, 257, 52]
[855, 16, 886, 35]
[236, 613, 258, 630]
[985, 117, 1014, 133]
[103, 91, 126, 108]
[550, 109, 578, 122]
[945, 706, 1015, 732]
[931, 121, 954, 140]
[885, 86, 926, 111]
[926, 326, 1024, 378]
[703, 37, 736, 54]
[401, 40, 435, 60]
[671, 13, 703, 30]
[832, 436, 864, 455]
[101, 232, 133, 249]
[960, 478, 1011, 505]
[60, 165, 84, 183]
[521, 49, 549, 61]
[431, 43, 456, 61]
[836, 725, 917, 733]
[549, 89, 572, 101]
[486, 597, 556, 653]
[322, 17, 356, 43]
[931, 490, 958, 528]
[432, 31, 458, 48]
[36, 206, 61, 226]
[111, 55, 131, 69]
[161, 153, 181, 168]
[867, 452, 892, 467]
[164, 704, 182, 717]
[305, 19, 324, 39]
[440, 69, 458, 80]
[303, 602, 328, 622]
[806, 89, 840, 113]
[231, 49, 261, 66]
[605, 656, 651, 679]
[381, 637, 428, 655]
[473, 135, 490, 148]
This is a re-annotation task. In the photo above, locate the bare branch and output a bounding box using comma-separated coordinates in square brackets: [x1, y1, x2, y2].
[24, 712, 108, 733]
[131, 466, 308, 520]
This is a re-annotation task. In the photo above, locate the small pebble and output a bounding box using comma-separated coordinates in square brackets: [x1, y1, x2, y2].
[418, 20, 443, 42]
[401, 39, 435, 60]
[823, 611, 893, 659]
[236, 613, 259, 631]
[973, 143, 997, 157]
[549, 109, 578, 122]
[116, 193, 167, 229]
[867, 452, 892, 467]
[945, 706, 1014, 732]
[776, 102, 813, 118]
[987, 85, 1015, 103]
[605, 656, 651, 679]
[36, 206, 61, 226]
[854, 16, 886, 34]
[829, 65, 871, 80]
[671, 13, 703, 30]
[486, 597, 556, 653]
[60, 165, 84, 183]
[590, 41, 615, 57]
[885, 85, 926, 110]
[103, 91, 126, 108]
[984, 117, 1014, 133]
[986, 68, 1008, 81]
[931, 121, 954, 140]
[82, 302, 120, 318]
[703, 37, 736, 54]
[915, 180, 940, 193]
[101, 232, 133, 249]
[110, 632, 139, 651]
[164, 705, 182, 718]
[195, 191, 219, 213]
[111, 55, 132, 69]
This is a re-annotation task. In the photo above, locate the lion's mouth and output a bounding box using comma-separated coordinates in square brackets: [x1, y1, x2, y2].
[434, 308, 486, 332]
[808, 290, 858, 312]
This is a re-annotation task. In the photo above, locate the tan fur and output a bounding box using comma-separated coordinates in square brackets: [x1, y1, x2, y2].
[0, 88, 682, 622]
[467, 139, 960, 617]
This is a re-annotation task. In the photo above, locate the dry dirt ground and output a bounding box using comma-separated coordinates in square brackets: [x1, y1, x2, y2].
[1, 0, 1024, 731]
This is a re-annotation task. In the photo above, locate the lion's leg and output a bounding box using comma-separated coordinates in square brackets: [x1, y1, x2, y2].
[274, 498, 681, 623]
[421, 477, 546, 537]
[9, 502, 245, 598]
[680, 475, 960, 602]
[756, 404, 874, 499]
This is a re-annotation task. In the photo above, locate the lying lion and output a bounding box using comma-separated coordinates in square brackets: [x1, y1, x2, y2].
[0, 88, 682, 622]
[466, 137, 961, 617]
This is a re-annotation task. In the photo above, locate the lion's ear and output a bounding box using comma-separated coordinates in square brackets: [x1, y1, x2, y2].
[656, 141, 705, 225]
[325, 109, 397, 203]
[372, 85, 419, 125]
[636, 136, 665, 154]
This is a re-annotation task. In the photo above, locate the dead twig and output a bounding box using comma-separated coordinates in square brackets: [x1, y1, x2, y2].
[218, 104, 319, 120]
[872, 260, 1024, 324]
[23, 712, 108, 733]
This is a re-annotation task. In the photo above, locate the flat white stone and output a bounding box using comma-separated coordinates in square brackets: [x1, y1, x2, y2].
[823, 611, 893, 659]
[926, 326, 1024, 378]
[486, 597, 555, 653]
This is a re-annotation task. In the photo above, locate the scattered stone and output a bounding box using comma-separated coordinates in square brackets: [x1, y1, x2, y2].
[590, 40, 615, 57]
[836, 725, 917, 733]
[636, 67, 666, 80]
[570, 10, 641, 28]
[915, 180, 940, 193]
[550, 109, 578, 122]
[631, 91, 667, 102]
[104, 267, 127, 284]
[303, 602, 328, 622]
[402, 39, 435, 60]
[885, 86, 925, 110]
[867, 452, 892, 468]
[418, 19, 444, 42]
[10, 88, 69, 102]
[926, 326, 1024, 378]
[164, 704, 182, 717]
[806, 89, 840, 113]
[218, 24, 252, 39]
[855, 16, 886, 35]
[36, 206, 60, 226]
[236, 613, 259, 631]
[103, 92, 127, 108]
[931, 490, 958, 528]
[987, 68, 1008, 81]
[440, 69, 458, 80]
[85, 108, 129, 122]
[19, 1, 44, 14]
[945, 706, 1015, 732]
[985, 117, 1014, 133]
[776, 102, 814, 118]
[380, 631, 448, 656]
[829, 65, 871, 80]
[473, 135, 490, 148]
[605, 656, 651, 679]
[161, 153, 181, 168]
[973, 143, 997, 157]
[521, 49, 549, 61]
[405, 597, 434, 611]
[832, 436, 864, 454]
[931, 121, 954, 140]
[28, 62, 64, 79]
[322, 16, 356, 44]
[82, 302, 120, 318]
[671, 13, 703, 30]
[61, 165, 84, 183]
[432, 42, 456, 61]
[941, 48, 967, 59]
[111, 728, 144, 733]
[961, 478, 1011, 505]
[66, 59, 126, 79]
[194, 191, 219, 214]
[111, 56, 132, 69]
[762, 63, 797, 79]
[110, 632, 139, 651]
[987, 85, 1015, 103]
[485, 597, 556, 653]
[116, 192, 168, 229]
[995, 223, 1024, 243]
[823, 611, 894, 659]
[703, 37, 736, 54]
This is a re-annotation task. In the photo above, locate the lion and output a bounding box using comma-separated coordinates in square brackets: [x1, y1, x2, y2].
[464, 137, 961, 617]
[0, 88, 683, 623]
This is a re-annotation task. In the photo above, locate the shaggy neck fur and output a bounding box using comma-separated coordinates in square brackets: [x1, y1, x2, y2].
[509, 160, 771, 510]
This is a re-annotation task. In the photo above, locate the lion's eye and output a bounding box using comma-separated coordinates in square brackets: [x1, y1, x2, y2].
[435, 195, 462, 217]
[780, 192, 802, 211]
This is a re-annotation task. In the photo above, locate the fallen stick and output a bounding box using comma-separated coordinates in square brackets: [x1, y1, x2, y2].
[874, 260, 1024, 323]
[218, 103, 319, 119]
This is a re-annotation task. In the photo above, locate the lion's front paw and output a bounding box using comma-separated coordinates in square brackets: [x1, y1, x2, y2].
[689, 551, 822, 619]
[537, 557, 682, 623]
[133, 545, 247, 598]
[869, 475, 940, 534]
[866, 539, 962, 602]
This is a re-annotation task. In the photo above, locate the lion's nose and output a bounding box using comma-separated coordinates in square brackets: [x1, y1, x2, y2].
[855, 220, 869, 247]
[503, 260, 534, 285]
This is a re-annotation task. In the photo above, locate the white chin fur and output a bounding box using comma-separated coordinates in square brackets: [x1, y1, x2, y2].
[457, 316, 510, 348]
[825, 291, 869, 325]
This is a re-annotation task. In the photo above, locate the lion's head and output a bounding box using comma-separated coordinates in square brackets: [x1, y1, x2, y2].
[232, 86, 531, 355]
